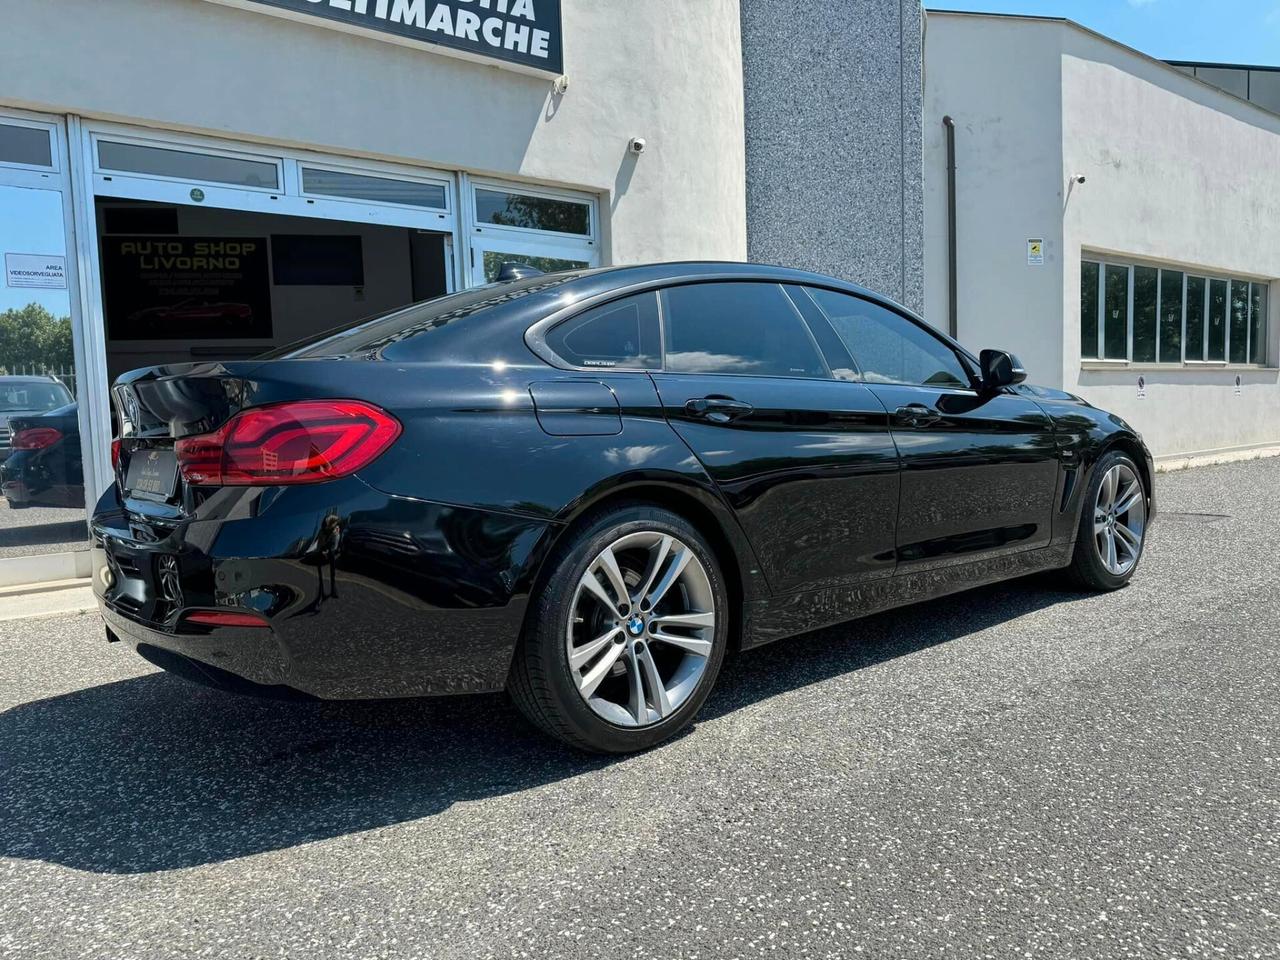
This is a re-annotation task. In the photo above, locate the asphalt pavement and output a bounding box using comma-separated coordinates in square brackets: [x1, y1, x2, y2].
[0, 458, 1276, 959]
[0, 498, 86, 559]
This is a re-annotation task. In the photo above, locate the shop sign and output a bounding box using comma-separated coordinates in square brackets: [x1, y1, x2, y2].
[203, 0, 564, 75]
[100, 238, 273, 341]
[5, 253, 67, 290]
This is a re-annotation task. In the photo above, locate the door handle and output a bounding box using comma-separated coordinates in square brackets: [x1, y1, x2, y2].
[685, 396, 754, 424]
[895, 403, 941, 428]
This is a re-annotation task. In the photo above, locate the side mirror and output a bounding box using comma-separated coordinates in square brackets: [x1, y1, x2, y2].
[979, 349, 1027, 390]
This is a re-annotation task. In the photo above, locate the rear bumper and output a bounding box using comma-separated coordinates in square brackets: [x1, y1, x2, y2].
[101, 603, 304, 697]
[92, 477, 556, 699]
[2, 477, 83, 508]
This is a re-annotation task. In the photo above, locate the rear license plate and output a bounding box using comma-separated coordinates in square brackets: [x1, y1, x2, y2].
[125, 448, 179, 501]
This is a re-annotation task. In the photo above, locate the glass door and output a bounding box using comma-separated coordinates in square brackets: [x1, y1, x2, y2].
[464, 177, 599, 287]
[0, 179, 87, 565]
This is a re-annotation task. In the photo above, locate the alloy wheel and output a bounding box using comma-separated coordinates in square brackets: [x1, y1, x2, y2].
[567, 531, 716, 728]
[1093, 462, 1146, 576]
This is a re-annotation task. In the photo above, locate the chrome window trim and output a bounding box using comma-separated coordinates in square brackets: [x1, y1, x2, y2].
[525, 273, 980, 380]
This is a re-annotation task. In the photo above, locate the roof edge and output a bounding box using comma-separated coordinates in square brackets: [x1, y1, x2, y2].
[925, 8, 1280, 122]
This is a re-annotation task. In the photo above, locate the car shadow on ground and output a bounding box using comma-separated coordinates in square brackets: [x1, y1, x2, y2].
[1, 575, 1081, 874]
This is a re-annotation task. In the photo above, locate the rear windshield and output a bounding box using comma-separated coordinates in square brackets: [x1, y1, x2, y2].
[0, 381, 73, 412]
[262, 275, 576, 361]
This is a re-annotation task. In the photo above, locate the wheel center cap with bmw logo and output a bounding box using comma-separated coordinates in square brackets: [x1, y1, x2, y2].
[627, 615, 646, 637]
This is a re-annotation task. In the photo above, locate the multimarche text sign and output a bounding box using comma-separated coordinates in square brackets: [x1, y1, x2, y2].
[205, 0, 564, 74]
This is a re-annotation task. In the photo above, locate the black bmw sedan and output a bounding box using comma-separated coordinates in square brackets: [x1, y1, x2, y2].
[93, 262, 1154, 753]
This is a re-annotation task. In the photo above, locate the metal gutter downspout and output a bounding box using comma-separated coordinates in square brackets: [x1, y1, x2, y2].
[942, 115, 958, 339]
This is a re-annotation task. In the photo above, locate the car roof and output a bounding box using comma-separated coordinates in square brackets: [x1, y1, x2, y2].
[0, 375, 61, 384]
[271, 261, 952, 365]
[543, 260, 898, 303]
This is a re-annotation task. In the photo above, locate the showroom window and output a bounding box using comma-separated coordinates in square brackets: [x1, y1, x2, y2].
[0, 120, 55, 169]
[97, 139, 281, 190]
[467, 179, 598, 285]
[1081, 258, 1270, 364]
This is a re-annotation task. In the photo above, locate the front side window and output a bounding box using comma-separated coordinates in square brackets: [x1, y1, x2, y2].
[545, 293, 661, 369]
[661, 282, 827, 378]
[804, 288, 970, 388]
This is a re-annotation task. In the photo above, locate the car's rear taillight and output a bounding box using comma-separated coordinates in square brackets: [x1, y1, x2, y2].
[11, 427, 63, 450]
[175, 400, 400, 486]
[111, 438, 121, 471]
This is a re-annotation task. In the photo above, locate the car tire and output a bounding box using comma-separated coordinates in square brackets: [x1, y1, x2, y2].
[508, 503, 729, 753]
[1065, 449, 1149, 591]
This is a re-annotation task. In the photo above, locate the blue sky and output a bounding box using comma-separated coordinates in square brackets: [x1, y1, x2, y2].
[926, 1, 1280, 65]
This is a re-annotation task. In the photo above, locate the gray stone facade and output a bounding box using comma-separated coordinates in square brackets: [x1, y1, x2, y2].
[740, 0, 924, 313]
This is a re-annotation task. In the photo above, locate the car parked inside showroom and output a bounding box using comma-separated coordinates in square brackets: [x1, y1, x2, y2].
[92, 262, 1154, 753]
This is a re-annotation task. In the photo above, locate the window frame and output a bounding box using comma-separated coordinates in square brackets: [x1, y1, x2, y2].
[0, 116, 59, 174]
[297, 161, 451, 214]
[1081, 254, 1270, 367]
[93, 131, 285, 194]
[468, 177, 598, 245]
[527, 276, 979, 388]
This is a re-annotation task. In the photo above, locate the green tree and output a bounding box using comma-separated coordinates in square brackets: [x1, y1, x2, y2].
[0, 303, 74, 372]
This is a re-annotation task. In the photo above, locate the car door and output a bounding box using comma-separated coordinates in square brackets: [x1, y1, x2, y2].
[650, 280, 900, 594]
[796, 286, 1060, 572]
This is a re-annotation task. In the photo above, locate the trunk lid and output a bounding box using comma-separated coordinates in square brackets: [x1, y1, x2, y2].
[113, 361, 257, 512]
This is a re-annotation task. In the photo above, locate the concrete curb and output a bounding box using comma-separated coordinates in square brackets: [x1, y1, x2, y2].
[1156, 445, 1280, 473]
[0, 579, 96, 623]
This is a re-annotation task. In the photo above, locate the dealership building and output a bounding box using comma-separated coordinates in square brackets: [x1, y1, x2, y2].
[923, 11, 1280, 467]
[0, 0, 922, 584]
[0, 1, 1277, 587]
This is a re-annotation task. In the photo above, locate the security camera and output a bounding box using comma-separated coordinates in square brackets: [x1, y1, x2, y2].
[1072, 174, 1087, 185]
[629, 137, 647, 155]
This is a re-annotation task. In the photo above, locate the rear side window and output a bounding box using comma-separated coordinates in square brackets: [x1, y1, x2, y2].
[804, 288, 970, 388]
[661, 282, 827, 378]
[545, 292, 661, 369]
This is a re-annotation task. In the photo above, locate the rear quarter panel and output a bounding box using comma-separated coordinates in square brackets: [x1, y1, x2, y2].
[340, 363, 771, 604]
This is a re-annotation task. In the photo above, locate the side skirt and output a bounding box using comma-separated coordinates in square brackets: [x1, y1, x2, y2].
[740, 542, 1075, 650]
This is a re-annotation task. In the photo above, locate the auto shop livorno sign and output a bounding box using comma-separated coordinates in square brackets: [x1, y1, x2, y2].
[204, 0, 564, 74]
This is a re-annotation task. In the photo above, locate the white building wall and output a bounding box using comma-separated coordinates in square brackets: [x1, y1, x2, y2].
[923, 14, 1067, 385]
[925, 12, 1280, 461]
[1059, 31, 1280, 460]
[0, 0, 748, 266]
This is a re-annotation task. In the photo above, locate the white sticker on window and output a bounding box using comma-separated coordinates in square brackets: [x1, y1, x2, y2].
[5, 253, 67, 289]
